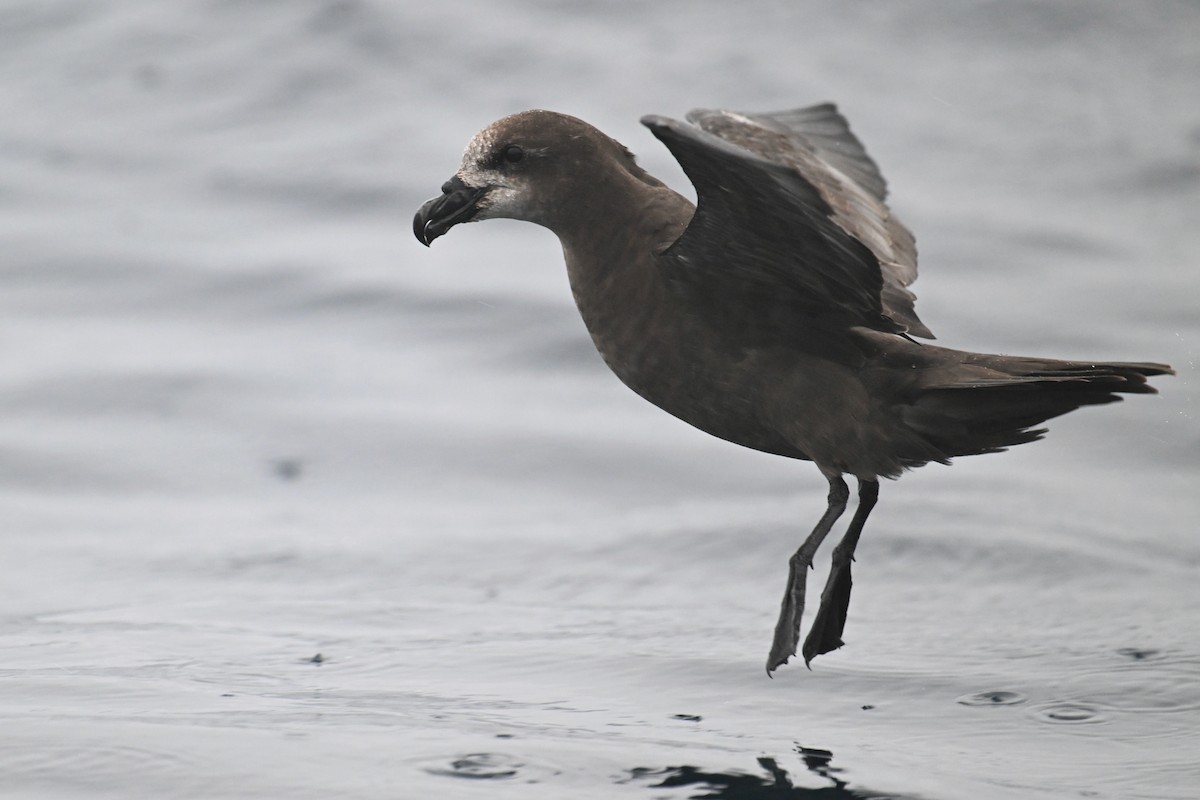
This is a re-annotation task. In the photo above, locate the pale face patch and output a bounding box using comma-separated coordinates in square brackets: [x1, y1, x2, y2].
[459, 125, 497, 171]
[452, 121, 543, 223]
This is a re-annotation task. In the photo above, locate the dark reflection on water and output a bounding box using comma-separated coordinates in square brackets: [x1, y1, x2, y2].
[625, 749, 922, 799]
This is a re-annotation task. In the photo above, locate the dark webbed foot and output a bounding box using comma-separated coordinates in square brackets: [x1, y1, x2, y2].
[766, 475, 848, 675]
[766, 554, 811, 674]
[802, 560, 852, 664]
[800, 479, 879, 667]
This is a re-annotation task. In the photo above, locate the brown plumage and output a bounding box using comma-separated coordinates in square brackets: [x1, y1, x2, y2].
[413, 104, 1172, 673]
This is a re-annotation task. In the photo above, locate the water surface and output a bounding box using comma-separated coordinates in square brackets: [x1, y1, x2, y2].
[2, 1, 1198, 798]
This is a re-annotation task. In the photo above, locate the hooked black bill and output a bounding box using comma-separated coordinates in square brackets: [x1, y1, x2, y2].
[413, 175, 488, 246]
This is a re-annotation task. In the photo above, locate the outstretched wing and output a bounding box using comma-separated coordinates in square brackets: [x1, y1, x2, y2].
[641, 104, 933, 343]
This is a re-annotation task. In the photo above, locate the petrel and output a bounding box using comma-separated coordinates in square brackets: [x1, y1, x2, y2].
[413, 104, 1172, 674]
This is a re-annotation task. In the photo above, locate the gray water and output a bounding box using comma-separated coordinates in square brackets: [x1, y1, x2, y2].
[2, 1, 1198, 798]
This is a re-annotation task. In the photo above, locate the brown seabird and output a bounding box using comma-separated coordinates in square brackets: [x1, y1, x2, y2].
[413, 104, 1173, 674]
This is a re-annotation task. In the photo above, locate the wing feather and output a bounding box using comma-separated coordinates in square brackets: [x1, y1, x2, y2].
[644, 104, 932, 340]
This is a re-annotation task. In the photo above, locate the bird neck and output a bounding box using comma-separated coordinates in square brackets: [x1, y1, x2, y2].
[555, 183, 694, 385]
[557, 182, 692, 297]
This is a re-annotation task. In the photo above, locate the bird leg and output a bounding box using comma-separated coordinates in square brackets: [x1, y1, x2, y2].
[766, 475, 849, 675]
[802, 479, 879, 666]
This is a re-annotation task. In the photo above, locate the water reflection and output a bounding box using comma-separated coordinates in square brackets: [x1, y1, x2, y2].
[626, 747, 922, 799]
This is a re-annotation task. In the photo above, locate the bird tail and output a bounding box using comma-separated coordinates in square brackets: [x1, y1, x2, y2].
[901, 354, 1173, 459]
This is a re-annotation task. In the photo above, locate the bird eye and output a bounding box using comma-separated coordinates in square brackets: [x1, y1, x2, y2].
[502, 144, 524, 164]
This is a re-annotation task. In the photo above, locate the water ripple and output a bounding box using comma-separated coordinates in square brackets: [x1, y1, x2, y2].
[956, 690, 1026, 706]
[1062, 652, 1200, 716]
[1031, 702, 1107, 725]
[0, 743, 199, 784]
[421, 752, 560, 783]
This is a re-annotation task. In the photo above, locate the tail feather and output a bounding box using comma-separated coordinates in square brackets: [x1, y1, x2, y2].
[903, 357, 1173, 459]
